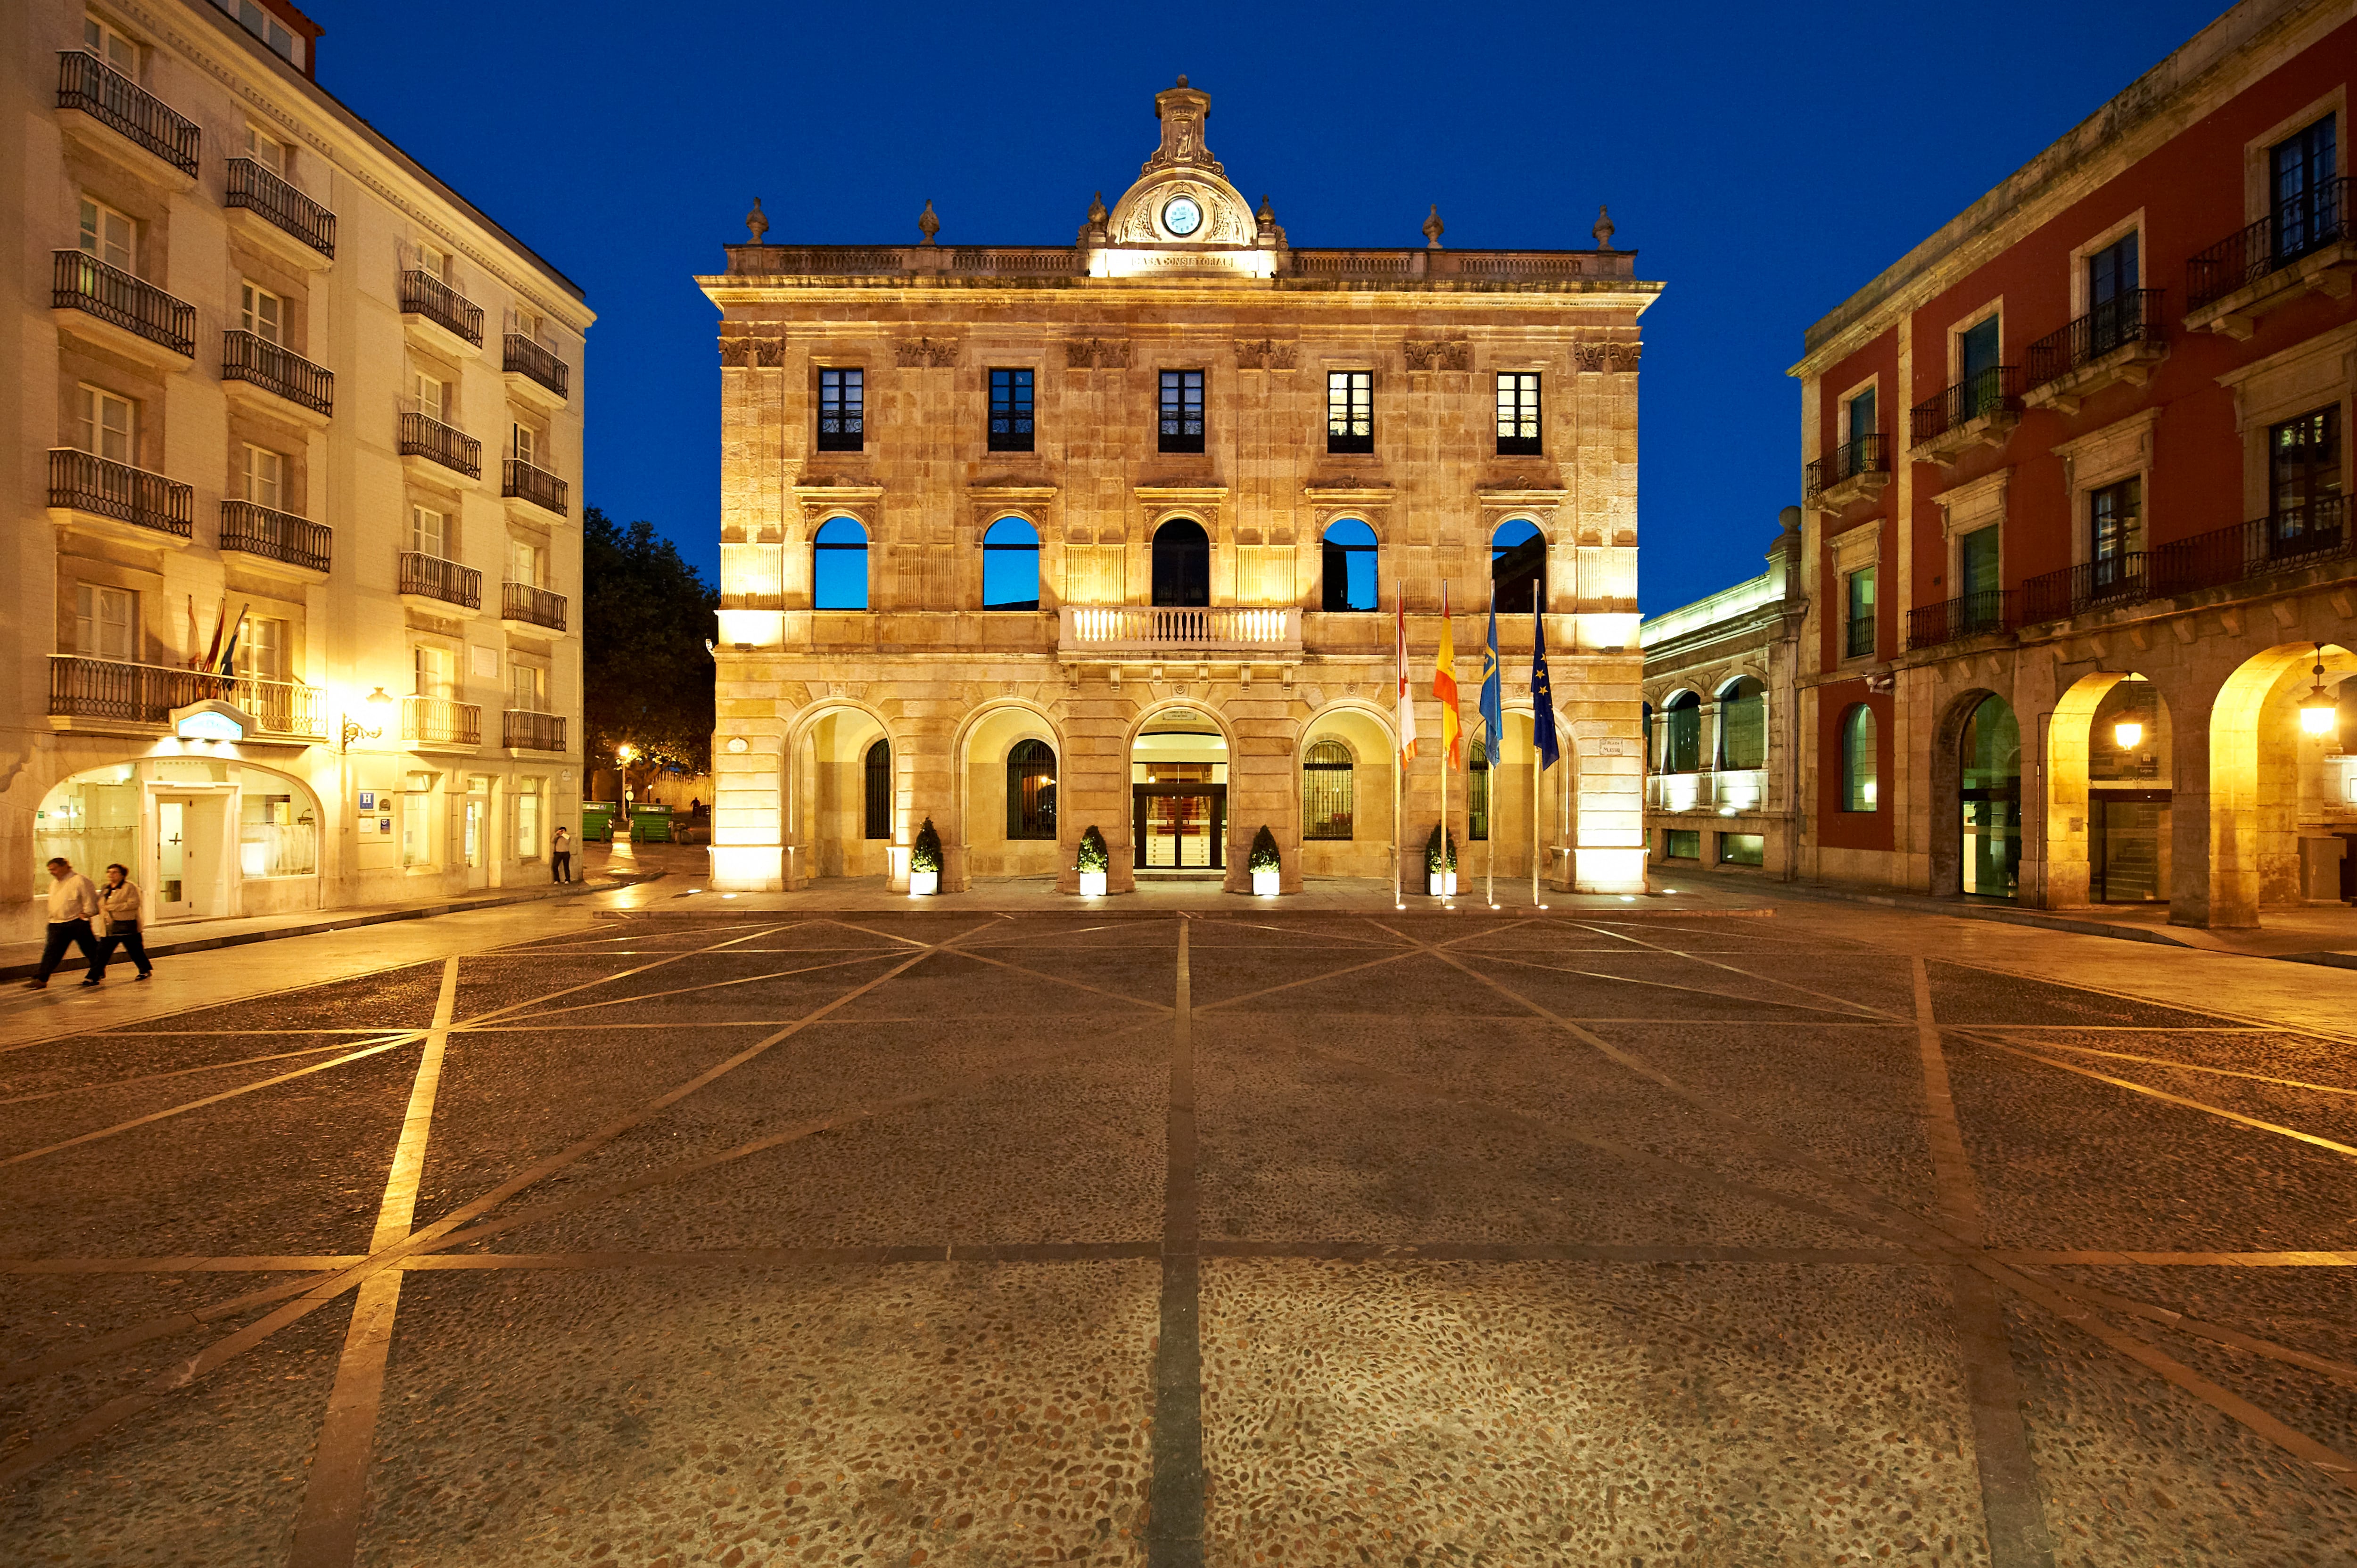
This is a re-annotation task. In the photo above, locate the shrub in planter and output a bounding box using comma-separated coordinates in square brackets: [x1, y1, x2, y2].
[1076, 824, 1110, 896]
[1424, 823, 1458, 896]
[910, 817, 943, 895]
[1249, 825, 1281, 896]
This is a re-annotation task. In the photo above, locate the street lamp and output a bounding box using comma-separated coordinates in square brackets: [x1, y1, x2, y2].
[340, 687, 393, 751]
[2299, 644, 2337, 737]
[2113, 718, 2143, 750]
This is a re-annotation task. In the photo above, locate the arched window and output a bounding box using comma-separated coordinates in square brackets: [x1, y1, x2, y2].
[1467, 737, 1490, 841]
[1839, 704, 1879, 812]
[1717, 676, 1766, 770]
[982, 517, 1040, 610]
[1006, 738, 1056, 839]
[1491, 519, 1545, 613]
[1152, 518, 1209, 607]
[1302, 739, 1354, 840]
[1663, 691, 1702, 774]
[814, 517, 868, 610]
[863, 739, 890, 839]
[1320, 518, 1378, 612]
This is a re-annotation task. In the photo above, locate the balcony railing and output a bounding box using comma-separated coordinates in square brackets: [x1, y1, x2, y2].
[2023, 554, 2151, 622]
[224, 157, 336, 257]
[1906, 589, 2016, 649]
[1058, 605, 1302, 655]
[398, 270, 485, 345]
[501, 581, 568, 632]
[2151, 500, 2354, 596]
[404, 696, 482, 747]
[503, 709, 568, 751]
[1803, 433, 1888, 500]
[223, 329, 333, 414]
[56, 50, 199, 175]
[2026, 290, 2165, 386]
[49, 656, 320, 737]
[502, 458, 568, 516]
[2187, 179, 2350, 310]
[398, 550, 483, 610]
[1912, 366, 2023, 446]
[503, 333, 569, 399]
[53, 250, 195, 356]
[48, 448, 191, 537]
[220, 500, 331, 573]
[398, 411, 481, 478]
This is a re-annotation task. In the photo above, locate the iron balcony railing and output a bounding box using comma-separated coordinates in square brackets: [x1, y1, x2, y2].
[56, 50, 199, 175]
[501, 581, 568, 632]
[2187, 178, 2350, 310]
[223, 329, 333, 414]
[397, 550, 483, 610]
[220, 500, 331, 573]
[2150, 499, 2354, 596]
[2023, 554, 2151, 622]
[398, 411, 481, 478]
[1906, 589, 2016, 649]
[49, 656, 320, 736]
[503, 333, 569, 398]
[398, 269, 484, 345]
[1803, 433, 1888, 499]
[502, 458, 567, 516]
[1912, 366, 2023, 445]
[2026, 290, 2166, 386]
[224, 157, 336, 257]
[48, 448, 192, 537]
[503, 709, 568, 751]
[404, 696, 481, 747]
[53, 249, 195, 356]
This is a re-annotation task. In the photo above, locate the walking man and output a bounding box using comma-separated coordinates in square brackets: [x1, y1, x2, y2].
[94, 863, 154, 983]
[28, 857, 101, 989]
[551, 825, 573, 884]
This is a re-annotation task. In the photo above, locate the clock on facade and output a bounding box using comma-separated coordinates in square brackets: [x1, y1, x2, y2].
[1161, 194, 1203, 237]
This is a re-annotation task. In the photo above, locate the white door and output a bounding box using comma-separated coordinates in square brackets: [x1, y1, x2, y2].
[462, 790, 488, 889]
[155, 798, 193, 919]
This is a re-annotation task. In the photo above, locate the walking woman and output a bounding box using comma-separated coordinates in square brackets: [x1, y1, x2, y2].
[551, 825, 573, 884]
[94, 863, 154, 982]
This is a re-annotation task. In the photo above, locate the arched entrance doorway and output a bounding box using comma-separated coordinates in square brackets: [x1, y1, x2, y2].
[789, 705, 890, 881]
[2088, 677, 2173, 903]
[1151, 519, 1209, 607]
[1131, 707, 1226, 871]
[1960, 694, 2021, 899]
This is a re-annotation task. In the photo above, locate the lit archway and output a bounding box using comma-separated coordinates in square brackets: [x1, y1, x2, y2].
[1491, 518, 1545, 613]
[2203, 640, 2357, 927]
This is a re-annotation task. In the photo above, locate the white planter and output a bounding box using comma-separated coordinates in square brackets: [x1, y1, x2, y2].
[908, 870, 939, 896]
[1428, 870, 1457, 896]
[1078, 870, 1108, 897]
[1252, 869, 1280, 897]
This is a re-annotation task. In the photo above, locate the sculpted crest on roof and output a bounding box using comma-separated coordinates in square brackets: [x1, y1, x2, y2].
[1099, 78, 1266, 255]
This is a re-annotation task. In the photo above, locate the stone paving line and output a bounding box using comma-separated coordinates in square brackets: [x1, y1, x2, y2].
[3, 904, 2357, 1562]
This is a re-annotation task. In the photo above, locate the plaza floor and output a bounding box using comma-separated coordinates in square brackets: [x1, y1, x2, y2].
[1, 888, 2354, 1566]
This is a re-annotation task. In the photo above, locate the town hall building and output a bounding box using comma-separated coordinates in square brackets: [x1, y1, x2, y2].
[699, 81, 1657, 895]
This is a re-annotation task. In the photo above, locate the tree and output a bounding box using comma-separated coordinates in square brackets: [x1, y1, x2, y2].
[582, 506, 717, 776]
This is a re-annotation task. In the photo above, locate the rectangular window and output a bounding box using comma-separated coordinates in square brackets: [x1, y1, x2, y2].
[2090, 478, 2142, 561]
[401, 788, 435, 869]
[84, 14, 137, 72]
[988, 368, 1034, 452]
[414, 241, 448, 280]
[243, 123, 285, 176]
[1959, 525, 2001, 599]
[1467, 750, 1490, 842]
[1496, 372, 1541, 455]
[414, 644, 456, 699]
[78, 197, 133, 272]
[2271, 407, 2343, 518]
[1663, 829, 1701, 861]
[75, 385, 136, 464]
[233, 614, 287, 681]
[511, 420, 542, 466]
[817, 367, 863, 452]
[515, 778, 542, 859]
[1719, 832, 1765, 867]
[244, 443, 284, 509]
[1845, 566, 1877, 660]
[240, 280, 284, 343]
[2088, 232, 2140, 354]
[74, 583, 137, 661]
[410, 369, 445, 424]
[510, 662, 547, 709]
[409, 504, 448, 558]
[2272, 115, 2339, 265]
[1958, 315, 2002, 420]
[1327, 370, 1373, 454]
[508, 537, 544, 587]
[1844, 386, 1877, 460]
[1159, 370, 1205, 453]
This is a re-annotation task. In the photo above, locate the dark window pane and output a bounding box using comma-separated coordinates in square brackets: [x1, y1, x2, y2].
[1160, 369, 1205, 453]
[1327, 370, 1373, 454]
[818, 367, 864, 452]
[1496, 372, 1541, 456]
[1006, 738, 1056, 839]
[1302, 739, 1354, 840]
[989, 367, 1035, 452]
[863, 740, 890, 839]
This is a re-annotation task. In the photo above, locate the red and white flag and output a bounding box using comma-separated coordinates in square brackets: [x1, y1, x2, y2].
[1395, 584, 1417, 763]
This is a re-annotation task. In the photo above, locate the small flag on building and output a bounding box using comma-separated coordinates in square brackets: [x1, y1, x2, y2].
[1434, 581, 1460, 768]
[1531, 599, 1559, 772]
[1394, 584, 1417, 762]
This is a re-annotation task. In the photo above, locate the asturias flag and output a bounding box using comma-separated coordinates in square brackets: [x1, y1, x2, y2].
[1434, 581, 1461, 768]
[1531, 599, 1560, 772]
[1479, 589, 1504, 768]
[1394, 585, 1417, 762]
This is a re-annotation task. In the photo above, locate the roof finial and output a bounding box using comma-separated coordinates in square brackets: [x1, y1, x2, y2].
[1423, 204, 1444, 250]
[917, 198, 940, 245]
[1592, 204, 1615, 251]
[1088, 190, 1108, 225]
[744, 197, 768, 244]
[1176, 74, 1188, 88]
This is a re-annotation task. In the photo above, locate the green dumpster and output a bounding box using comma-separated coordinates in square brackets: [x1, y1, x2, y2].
[580, 802, 617, 843]
[630, 805, 674, 843]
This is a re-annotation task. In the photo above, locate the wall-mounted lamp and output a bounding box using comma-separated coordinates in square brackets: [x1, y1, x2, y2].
[2299, 644, 2336, 737]
[2112, 719, 2143, 751]
[340, 687, 394, 751]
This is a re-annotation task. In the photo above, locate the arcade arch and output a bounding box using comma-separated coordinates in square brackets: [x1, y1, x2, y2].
[956, 702, 1064, 878]
[788, 704, 891, 880]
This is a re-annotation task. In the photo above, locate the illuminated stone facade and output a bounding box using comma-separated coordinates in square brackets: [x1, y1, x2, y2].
[699, 81, 1657, 895]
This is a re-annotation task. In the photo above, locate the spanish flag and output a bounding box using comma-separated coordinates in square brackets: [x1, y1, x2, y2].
[1434, 581, 1461, 769]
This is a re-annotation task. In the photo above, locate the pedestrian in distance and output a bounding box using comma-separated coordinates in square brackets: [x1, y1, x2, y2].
[552, 825, 573, 884]
[93, 863, 154, 983]
[27, 857, 102, 989]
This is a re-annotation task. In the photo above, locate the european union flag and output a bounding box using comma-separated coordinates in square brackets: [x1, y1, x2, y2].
[1479, 591, 1504, 768]
[1531, 600, 1559, 772]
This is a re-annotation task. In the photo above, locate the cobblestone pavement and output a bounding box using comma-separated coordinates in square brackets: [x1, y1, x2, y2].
[2, 904, 2355, 1567]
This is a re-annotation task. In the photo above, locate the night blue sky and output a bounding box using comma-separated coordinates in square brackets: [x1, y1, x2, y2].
[310, 0, 2228, 615]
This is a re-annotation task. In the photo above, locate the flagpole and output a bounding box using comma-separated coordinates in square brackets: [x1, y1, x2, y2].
[1485, 708, 1494, 910]
[1438, 583, 1450, 902]
[1531, 722, 1542, 908]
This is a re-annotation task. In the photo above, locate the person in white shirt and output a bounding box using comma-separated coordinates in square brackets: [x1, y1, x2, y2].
[93, 862, 153, 983]
[29, 857, 102, 989]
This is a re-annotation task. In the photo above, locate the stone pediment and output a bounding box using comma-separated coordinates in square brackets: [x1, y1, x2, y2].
[1092, 79, 1278, 278]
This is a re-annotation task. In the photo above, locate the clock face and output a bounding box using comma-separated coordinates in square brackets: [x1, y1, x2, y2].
[1162, 195, 1203, 238]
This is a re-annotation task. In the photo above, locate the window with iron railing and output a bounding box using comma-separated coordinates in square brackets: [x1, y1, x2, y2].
[1327, 370, 1372, 453]
[1302, 740, 1354, 841]
[1496, 372, 1541, 455]
[863, 740, 891, 839]
[1845, 566, 1877, 660]
[1006, 739, 1057, 840]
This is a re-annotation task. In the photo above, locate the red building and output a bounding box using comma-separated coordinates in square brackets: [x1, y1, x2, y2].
[1788, 0, 2357, 926]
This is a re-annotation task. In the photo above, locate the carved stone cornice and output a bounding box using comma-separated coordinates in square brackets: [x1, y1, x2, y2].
[1235, 339, 1297, 370]
[1574, 341, 1644, 373]
[895, 337, 959, 368]
[1403, 340, 1470, 371]
[1066, 338, 1132, 369]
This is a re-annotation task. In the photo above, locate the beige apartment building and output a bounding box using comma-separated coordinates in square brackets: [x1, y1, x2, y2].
[2, 0, 591, 943]
[699, 81, 1656, 896]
